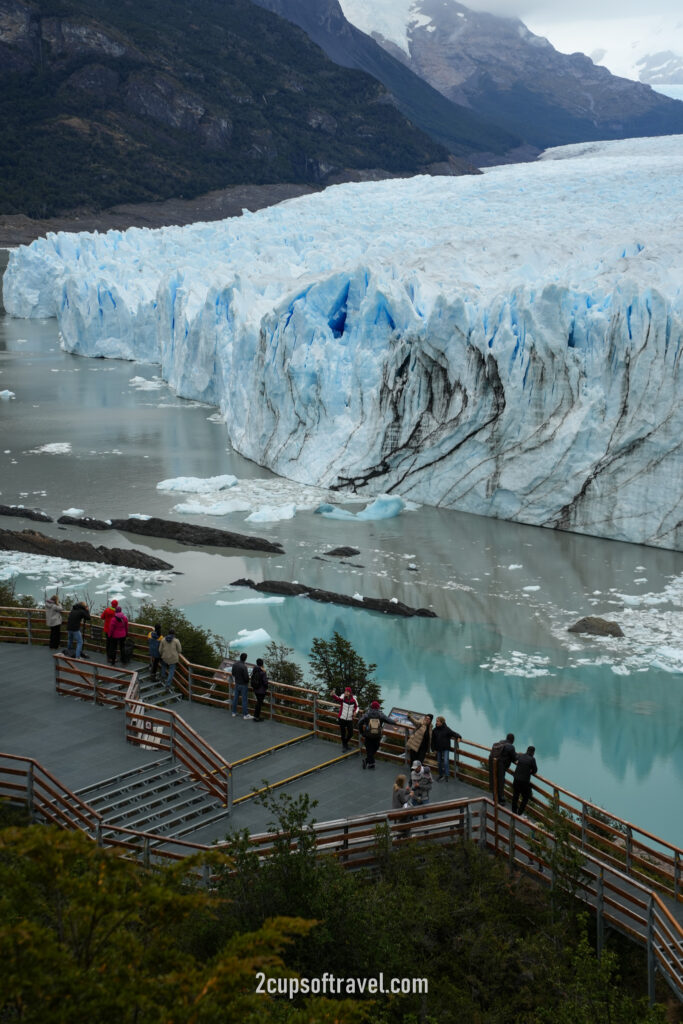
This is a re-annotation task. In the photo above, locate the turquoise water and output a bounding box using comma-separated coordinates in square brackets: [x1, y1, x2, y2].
[1, 313, 681, 846]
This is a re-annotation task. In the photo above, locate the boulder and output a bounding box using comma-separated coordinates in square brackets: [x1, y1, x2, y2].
[567, 616, 624, 638]
[0, 528, 173, 571]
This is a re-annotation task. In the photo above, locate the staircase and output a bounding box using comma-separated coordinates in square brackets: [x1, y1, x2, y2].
[73, 757, 230, 842]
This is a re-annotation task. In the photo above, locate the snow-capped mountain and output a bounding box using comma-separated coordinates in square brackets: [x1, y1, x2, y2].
[4, 135, 682, 550]
[534, 16, 683, 86]
[336, 0, 683, 148]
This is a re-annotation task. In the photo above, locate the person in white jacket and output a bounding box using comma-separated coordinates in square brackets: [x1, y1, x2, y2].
[330, 686, 358, 750]
[44, 594, 63, 650]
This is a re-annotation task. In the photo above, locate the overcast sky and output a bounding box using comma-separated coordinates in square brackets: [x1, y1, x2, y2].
[462, 0, 679, 19]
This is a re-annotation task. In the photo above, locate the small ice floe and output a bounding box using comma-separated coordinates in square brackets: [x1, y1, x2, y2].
[390, 597, 399, 604]
[174, 498, 251, 515]
[245, 503, 297, 523]
[315, 495, 405, 521]
[206, 412, 224, 423]
[0, 390, 16, 401]
[353, 593, 364, 601]
[523, 585, 541, 591]
[129, 590, 152, 598]
[28, 442, 72, 454]
[229, 627, 272, 647]
[216, 596, 285, 606]
[157, 474, 238, 493]
[62, 507, 85, 517]
[508, 564, 523, 570]
[129, 376, 164, 390]
[127, 513, 151, 520]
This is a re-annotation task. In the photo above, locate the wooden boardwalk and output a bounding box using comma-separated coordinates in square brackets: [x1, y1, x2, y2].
[0, 642, 480, 841]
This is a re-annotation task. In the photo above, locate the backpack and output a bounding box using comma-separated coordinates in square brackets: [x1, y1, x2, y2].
[490, 740, 507, 761]
[365, 715, 382, 739]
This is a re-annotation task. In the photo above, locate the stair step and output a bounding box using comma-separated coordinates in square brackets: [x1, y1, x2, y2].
[74, 756, 173, 798]
[101, 777, 205, 823]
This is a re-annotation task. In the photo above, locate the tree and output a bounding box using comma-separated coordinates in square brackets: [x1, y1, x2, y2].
[263, 641, 305, 688]
[0, 824, 367, 1024]
[136, 598, 228, 667]
[308, 631, 380, 707]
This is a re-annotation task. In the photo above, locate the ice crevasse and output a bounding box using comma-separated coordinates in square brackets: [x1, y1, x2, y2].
[4, 135, 682, 549]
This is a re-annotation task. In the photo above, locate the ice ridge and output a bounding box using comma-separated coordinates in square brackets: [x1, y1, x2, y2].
[3, 135, 682, 549]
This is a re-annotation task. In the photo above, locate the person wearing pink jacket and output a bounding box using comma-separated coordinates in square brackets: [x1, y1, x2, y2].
[108, 608, 129, 666]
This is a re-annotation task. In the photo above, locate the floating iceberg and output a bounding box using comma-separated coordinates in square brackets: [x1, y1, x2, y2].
[315, 495, 406, 521]
[157, 474, 238, 493]
[4, 135, 683, 549]
[229, 627, 272, 647]
[245, 503, 297, 522]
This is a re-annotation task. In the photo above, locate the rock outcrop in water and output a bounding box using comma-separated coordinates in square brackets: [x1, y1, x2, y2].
[568, 616, 625, 638]
[57, 514, 284, 553]
[0, 529, 173, 570]
[112, 517, 284, 554]
[0, 505, 53, 523]
[232, 577, 437, 617]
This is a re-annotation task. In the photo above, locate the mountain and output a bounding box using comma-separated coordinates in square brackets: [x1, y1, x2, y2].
[587, 17, 683, 86]
[250, 0, 529, 163]
[0, 0, 459, 218]
[337, 0, 683, 149]
[6, 134, 682, 549]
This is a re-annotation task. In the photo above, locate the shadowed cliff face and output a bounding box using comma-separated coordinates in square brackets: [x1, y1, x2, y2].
[0, 0, 451, 217]
[339, 0, 683, 149]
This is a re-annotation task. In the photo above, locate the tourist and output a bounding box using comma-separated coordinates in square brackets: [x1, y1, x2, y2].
[392, 773, 412, 809]
[357, 700, 398, 769]
[431, 715, 462, 782]
[488, 733, 517, 806]
[65, 601, 90, 659]
[109, 606, 129, 666]
[405, 712, 434, 766]
[512, 746, 538, 817]
[147, 623, 162, 681]
[231, 651, 251, 719]
[159, 630, 182, 690]
[330, 685, 358, 750]
[101, 599, 119, 664]
[44, 594, 63, 650]
[251, 657, 268, 721]
[414, 765, 433, 805]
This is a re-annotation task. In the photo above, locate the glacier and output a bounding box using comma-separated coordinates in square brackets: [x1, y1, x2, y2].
[3, 135, 683, 550]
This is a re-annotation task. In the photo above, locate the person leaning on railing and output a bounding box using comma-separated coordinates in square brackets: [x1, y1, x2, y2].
[65, 601, 90, 659]
[44, 594, 63, 651]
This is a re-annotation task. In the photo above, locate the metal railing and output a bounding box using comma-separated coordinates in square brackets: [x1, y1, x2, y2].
[1, 756, 680, 1003]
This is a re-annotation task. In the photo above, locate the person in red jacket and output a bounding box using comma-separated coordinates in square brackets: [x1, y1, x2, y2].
[108, 607, 129, 666]
[101, 599, 119, 664]
[330, 686, 358, 750]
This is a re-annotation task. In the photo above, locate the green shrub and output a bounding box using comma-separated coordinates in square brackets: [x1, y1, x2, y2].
[135, 599, 227, 668]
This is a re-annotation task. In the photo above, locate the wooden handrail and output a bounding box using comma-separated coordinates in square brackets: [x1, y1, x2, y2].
[1, 608, 682, 901]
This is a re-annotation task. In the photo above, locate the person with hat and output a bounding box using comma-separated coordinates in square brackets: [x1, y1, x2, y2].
[330, 686, 358, 750]
[357, 700, 399, 769]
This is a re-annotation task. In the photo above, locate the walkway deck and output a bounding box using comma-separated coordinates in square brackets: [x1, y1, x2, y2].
[0, 642, 478, 842]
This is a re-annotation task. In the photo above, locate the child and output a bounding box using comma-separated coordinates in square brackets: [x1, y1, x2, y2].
[148, 623, 162, 681]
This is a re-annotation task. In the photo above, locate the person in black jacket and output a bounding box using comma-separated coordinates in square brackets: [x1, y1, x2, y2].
[431, 716, 462, 782]
[357, 701, 400, 769]
[231, 652, 251, 719]
[251, 658, 268, 722]
[512, 745, 538, 816]
[65, 601, 90, 659]
[488, 733, 517, 806]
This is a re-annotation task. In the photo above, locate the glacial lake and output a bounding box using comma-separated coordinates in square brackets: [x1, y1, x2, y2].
[1, 313, 681, 846]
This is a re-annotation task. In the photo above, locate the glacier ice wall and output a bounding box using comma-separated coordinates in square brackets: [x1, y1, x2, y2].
[4, 135, 683, 549]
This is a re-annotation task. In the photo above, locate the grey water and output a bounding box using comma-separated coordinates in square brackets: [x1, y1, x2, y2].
[1, 313, 681, 846]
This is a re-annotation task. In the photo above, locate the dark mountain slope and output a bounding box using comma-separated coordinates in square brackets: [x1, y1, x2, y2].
[0, 0, 457, 217]
[250, 0, 527, 161]
[362, 0, 683, 149]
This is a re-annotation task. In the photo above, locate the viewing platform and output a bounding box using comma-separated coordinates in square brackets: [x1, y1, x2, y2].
[1, 610, 682, 1004]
